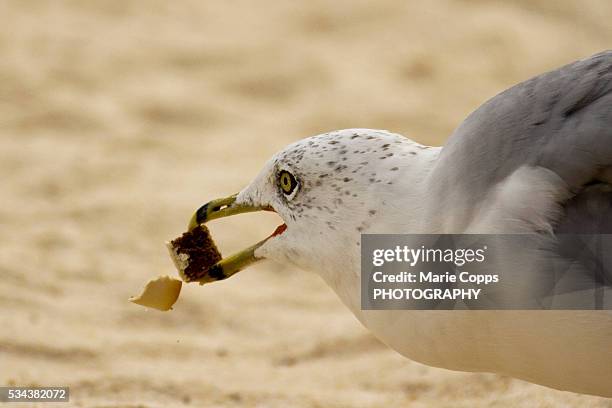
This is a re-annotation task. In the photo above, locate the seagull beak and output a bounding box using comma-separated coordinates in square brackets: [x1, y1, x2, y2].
[188, 193, 262, 231]
[186, 194, 284, 284]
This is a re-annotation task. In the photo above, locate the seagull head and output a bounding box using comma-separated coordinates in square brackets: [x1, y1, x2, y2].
[187, 129, 434, 284]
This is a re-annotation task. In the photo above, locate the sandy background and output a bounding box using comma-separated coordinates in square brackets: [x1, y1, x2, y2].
[1, 1, 612, 407]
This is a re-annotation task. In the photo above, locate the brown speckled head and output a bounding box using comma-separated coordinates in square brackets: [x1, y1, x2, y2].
[231, 128, 438, 277]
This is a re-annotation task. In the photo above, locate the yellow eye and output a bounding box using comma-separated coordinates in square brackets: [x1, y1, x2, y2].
[279, 170, 298, 195]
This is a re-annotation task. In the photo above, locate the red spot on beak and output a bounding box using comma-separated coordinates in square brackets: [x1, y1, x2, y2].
[271, 223, 287, 237]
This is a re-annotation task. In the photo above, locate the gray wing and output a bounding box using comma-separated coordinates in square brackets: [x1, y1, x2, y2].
[427, 51, 612, 307]
[428, 50, 612, 226]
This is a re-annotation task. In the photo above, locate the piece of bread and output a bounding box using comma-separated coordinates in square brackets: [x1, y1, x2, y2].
[166, 225, 222, 282]
[129, 275, 182, 311]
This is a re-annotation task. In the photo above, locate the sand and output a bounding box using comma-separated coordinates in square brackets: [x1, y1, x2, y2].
[1, 1, 612, 407]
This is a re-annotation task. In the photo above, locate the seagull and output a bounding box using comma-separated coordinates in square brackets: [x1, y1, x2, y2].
[188, 51, 612, 397]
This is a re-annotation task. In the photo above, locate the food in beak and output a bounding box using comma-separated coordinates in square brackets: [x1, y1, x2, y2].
[166, 225, 223, 282]
[130, 194, 269, 311]
[130, 225, 223, 311]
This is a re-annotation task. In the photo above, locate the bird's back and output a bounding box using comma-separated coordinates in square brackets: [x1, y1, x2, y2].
[362, 52, 612, 397]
